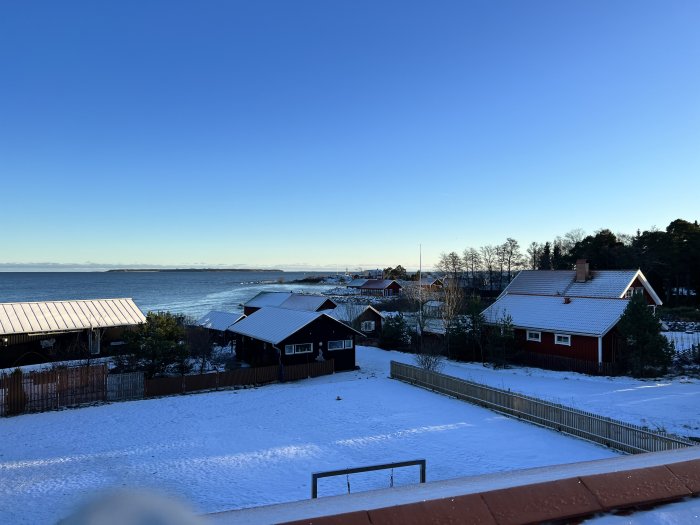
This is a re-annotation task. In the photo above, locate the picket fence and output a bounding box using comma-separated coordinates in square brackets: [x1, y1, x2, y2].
[390, 361, 695, 454]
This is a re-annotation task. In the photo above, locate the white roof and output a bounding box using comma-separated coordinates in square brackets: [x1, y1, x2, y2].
[244, 292, 293, 308]
[244, 292, 336, 312]
[503, 269, 662, 305]
[279, 295, 335, 311]
[228, 307, 325, 344]
[0, 298, 146, 336]
[326, 304, 383, 323]
[483, 295, 630, 337]
[196, 310, 243, 331]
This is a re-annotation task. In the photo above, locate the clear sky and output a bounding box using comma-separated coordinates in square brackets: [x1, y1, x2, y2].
[1, 1, 698, 271]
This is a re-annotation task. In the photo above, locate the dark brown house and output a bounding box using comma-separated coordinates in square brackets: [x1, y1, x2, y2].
[327, 304, 384, 338]
[229, 307, 362, 371]
[358, 279, 402, 297]
[482, 260, 663, 369]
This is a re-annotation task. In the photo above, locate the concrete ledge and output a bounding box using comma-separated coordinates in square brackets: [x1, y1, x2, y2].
[205, 447, 700, 525]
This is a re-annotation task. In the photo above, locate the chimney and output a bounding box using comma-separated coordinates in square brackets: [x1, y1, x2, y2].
[575, 259, 590, 283]
[564, 297, 571, 304]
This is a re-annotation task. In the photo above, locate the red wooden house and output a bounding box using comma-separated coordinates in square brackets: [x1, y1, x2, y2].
[482, 260, 663, 368]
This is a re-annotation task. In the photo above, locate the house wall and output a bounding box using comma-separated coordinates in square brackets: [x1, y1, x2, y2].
[356, 310, 382, 338]
[515, 329, 600, 362]
[243, 306, 260, 316]
[627, 277, 656, 305]
[280, 316, 357, 371]
[317, 299, 337, 311]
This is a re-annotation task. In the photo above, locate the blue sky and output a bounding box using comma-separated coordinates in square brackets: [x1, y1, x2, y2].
[1, 1, 698, 271]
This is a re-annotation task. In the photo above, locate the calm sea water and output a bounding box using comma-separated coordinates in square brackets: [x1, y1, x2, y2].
[0, 272, 336, 318]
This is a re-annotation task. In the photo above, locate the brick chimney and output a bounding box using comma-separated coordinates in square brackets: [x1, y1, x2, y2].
[575, 259, 590, 283]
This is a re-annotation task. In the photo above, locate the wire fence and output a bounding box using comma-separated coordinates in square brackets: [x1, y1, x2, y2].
[390, 361, 696, 454]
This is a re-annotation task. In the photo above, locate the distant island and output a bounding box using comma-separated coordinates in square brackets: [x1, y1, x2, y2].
[106, 268, 283, 273]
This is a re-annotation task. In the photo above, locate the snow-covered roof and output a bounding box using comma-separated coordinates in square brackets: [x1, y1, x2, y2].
[0, 298, 146, 336]
[228, 307, 324, 344]
[229, 307, 363, 344]
[244, 292, 293, 308]
[196, 310, 243, 332]
[347, 279, 368, 288]
[244, 292, 335, 312]
[326, 304, 383, 323]
[360, 279, 401, 290]
[419, 277, 443, 286]
[424, 300, 444, 308]
[279, 294, 335, 311]
[483, 295, 630, 337]
[502, 269, 662, 304]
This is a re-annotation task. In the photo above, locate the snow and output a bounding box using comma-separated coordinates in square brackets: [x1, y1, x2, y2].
[373, 347, 700, 437]
[583, 497, 700, 523]
[0, 346, 617, 524]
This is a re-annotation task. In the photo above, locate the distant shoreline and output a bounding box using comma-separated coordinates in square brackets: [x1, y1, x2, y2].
[106, 268, 284, 273]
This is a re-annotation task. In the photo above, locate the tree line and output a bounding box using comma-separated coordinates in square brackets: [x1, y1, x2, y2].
[433, 218, 699, 305]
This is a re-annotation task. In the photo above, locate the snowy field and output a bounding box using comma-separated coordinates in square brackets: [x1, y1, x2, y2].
[378, 347, 700, 437]
[0, 347, 618, 524]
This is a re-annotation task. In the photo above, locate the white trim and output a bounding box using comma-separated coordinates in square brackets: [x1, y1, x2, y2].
[327, 340, 345, 351]
[597, 336, 602, 365]
[361, 320, 376, 332]
[554, 333, 571, 346]
[284, 342, 313, 355]
[621, 270, 662, 306]
[526, 330, 541, 342]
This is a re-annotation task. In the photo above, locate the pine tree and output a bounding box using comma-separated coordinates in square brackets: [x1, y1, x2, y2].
[616, 295, 674, 377]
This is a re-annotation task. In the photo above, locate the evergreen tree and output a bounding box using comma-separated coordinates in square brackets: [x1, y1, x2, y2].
[537, 242, 552, 270]
[379, 313, 410, 350]
[123, 311, 191, 378]
[616, 295, 674, 377]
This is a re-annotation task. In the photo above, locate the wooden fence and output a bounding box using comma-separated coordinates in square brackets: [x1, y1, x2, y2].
[107, 371, 144, 401]
[390, 361, 696, 454]
[2, 359, 335, 416]
[0, 365, 107, 416]
[144, 359, 335, 397]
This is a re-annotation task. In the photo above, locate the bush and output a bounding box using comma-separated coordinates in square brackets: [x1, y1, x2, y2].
[379, 313, 410, 349]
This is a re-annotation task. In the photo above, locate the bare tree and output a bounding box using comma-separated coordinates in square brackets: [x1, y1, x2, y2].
[462, 247, 482, 288]
[343, 300, 366, 331]
[526, 242, 541, 270]
[436, 251, 464, 282]
[441, 280, 464, 359]
[480, 245, 497, 291]
[502, 238, 523, 284]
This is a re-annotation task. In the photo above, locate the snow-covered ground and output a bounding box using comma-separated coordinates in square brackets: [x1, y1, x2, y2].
[0, 346, 618, 524]
[376, 347, 700, 437]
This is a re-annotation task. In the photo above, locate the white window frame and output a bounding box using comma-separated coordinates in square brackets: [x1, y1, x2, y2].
[361, 320, 375, 332]
[344, 339, 353, 349]
[625, 288, 633, 298]
[284, 343, 313, 355]
[526, 330, 541, 342]
[554, 333, 571, 346]
[327, 340, 345, 351]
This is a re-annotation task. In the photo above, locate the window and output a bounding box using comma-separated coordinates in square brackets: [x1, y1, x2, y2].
[526, 330, 541, 342]
[328, 339, 353, 351]
[554, 334, 571, 346]
[625, 288, 633, 298]
[361, 320, 375, 332]
[284, 343, 313, 355]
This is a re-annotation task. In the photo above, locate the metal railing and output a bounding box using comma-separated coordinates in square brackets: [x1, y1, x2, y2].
[311, 459, 426, 498]
[391, 361, 696, 455]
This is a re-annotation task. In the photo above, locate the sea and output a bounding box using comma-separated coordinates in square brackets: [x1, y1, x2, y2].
[0, 271, 338, 319]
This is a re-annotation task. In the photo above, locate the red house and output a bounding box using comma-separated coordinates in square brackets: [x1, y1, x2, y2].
[482, 260, 662, 369]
